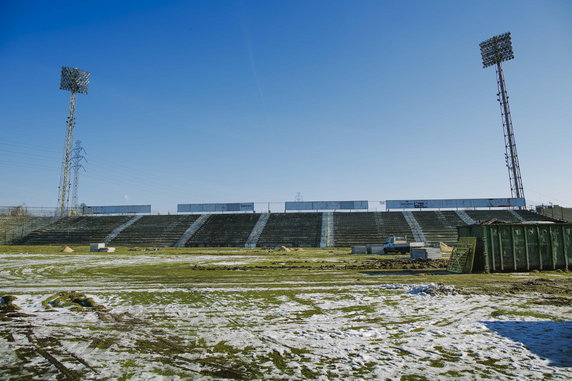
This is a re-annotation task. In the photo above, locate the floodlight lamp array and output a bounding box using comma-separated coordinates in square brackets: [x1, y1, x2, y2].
[479, 32, 514, 68]
[60, 66, 90, 94]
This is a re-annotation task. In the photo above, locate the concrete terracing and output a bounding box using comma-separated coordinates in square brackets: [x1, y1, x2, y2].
[186, 214, 260, 247]
[8, 209, 557, 247]
[15, 216, 132, 245]
[111, 215, 200, 246]
[256, 213, 322, 247]
[412, 211, 465, 245]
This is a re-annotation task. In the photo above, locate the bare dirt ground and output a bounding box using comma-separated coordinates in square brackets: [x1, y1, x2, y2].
[1, 246, 571, 380]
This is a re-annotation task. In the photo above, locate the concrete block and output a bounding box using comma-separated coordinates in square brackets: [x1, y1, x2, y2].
[351, 246, 367, 254]
[411, 247, 442, 260]
[411, 248, 428, 259]
[367, 245, 385, 254]
[90, 243, 106, 252]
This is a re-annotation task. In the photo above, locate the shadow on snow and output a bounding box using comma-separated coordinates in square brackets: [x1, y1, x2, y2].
[484, 321, 572, 367]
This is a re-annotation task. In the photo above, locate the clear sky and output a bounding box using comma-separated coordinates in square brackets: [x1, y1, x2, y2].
[1, 0, 571, 213]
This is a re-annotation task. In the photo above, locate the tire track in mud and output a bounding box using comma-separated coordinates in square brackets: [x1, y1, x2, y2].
[3, 251, 572, 380]
[200, 286, 433, 378]
[193, 289, 345, 379]
[1, 295, 249, 380]
[0, 311, 97, 380]
[91, 300, 251, 379]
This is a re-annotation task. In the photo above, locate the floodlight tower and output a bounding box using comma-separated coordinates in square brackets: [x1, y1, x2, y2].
[57, 67, 90, 216]
[479, 33, 525, 204]
[71, 140, 87, 214]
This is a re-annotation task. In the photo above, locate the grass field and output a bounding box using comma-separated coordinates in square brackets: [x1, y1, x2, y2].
[1, 246, 571, 380]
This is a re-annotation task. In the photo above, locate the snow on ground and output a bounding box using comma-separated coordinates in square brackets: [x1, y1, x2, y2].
[1, 253, 571, 380]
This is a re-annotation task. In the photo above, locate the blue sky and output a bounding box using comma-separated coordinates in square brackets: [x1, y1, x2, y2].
[1, 0, 571, 213]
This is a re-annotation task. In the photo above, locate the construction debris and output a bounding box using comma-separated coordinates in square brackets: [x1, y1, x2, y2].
[90, 243, 115, 253]
[439, 242, 453, 253]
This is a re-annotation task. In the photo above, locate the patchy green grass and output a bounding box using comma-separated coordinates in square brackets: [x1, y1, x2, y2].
[2, 248, 572, 380]
[2, 245, 571, 295]
[490, 309, 562, 321]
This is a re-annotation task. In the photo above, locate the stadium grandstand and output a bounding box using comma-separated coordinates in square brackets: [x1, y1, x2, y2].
[1, 198, 562, 248]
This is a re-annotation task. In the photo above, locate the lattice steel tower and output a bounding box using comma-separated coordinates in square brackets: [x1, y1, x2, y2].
[479, 33, 525, 203]
[71, 140, 87, 214]
[57, 67, 90, 216]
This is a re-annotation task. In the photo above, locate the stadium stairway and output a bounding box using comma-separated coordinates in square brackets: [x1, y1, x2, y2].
[104, 215, 144, 243]
[333, 212, 416, 247]
[320, 212, 334, 248]
[174, 214, 210, 247]
[185, 213, 260, 247]
[402, 211, 426, 242]
[109, 215, 200, 246]
[15, 216, 132, 245]
[381, 212, 417, 239]
[514, 209, 562, 222]
[465, 209, 528, 223]
[256, 213, 322, 247]
[456, 210, 476, 225]
[411, 211, 466, 246]
[245, 213, 270, 248]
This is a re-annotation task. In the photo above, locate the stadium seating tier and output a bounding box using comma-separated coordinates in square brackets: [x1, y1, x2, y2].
[186, 213, 260, 247]
[256, 213, 322, 247]
[14, 216, 132, 245]
[111, 215, 200, 246]
[8, 209, 557, 247]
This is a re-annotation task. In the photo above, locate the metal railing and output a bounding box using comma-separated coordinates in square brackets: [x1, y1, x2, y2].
[2, 216, 62, 245]
[0, 206, 58, 217]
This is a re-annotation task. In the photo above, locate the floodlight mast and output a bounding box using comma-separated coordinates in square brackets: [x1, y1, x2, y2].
[479, 33, 525, 206]
[57, 67, 90, 216]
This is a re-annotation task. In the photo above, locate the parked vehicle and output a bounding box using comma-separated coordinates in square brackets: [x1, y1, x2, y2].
[383, 235, 424, 254]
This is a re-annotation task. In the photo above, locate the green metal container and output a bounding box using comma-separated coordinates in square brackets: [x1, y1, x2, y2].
[457, 223, 571, 272]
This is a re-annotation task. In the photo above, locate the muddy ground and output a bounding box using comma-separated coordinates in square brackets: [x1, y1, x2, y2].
[1, 247, 571, 380]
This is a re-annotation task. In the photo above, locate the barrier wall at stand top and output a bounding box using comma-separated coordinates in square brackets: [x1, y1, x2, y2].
[386, 198, 526, 210]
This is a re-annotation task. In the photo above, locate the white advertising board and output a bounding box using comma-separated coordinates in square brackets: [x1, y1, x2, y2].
[386, 198, 525, 209]
[177, 203, 254, 213]
[83, 205, 151, 214]
[285, 201, 368, 211]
